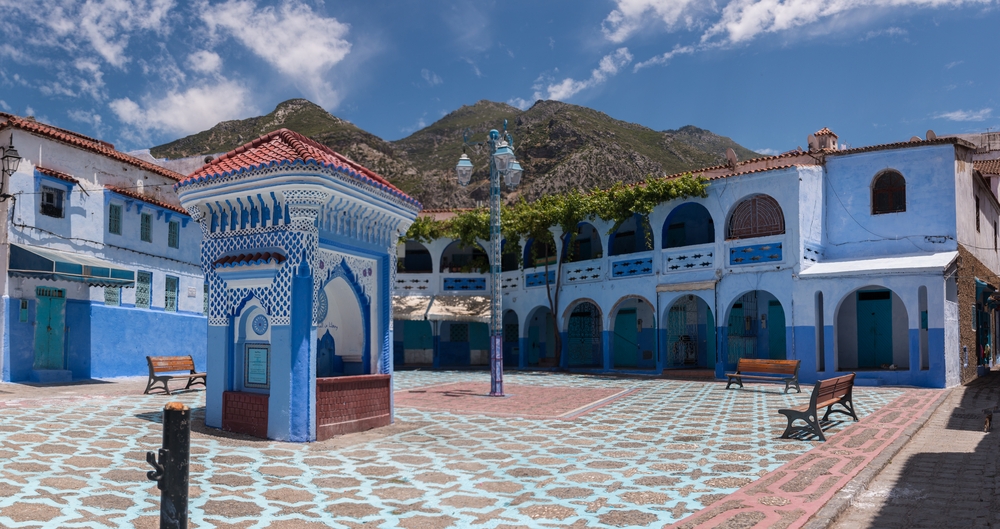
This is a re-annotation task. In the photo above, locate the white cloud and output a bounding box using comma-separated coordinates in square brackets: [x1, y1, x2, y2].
[945, 60, 964, 69]
[602, 0, 709, 43]
[421, 69, 443, 86]
[508, 97, 534, 110]
[862, 26, 907, 40]
[188, 50, 222, 74]
[934, 108, 993, 122]
[202, 0, 352, 107]
[461, 57, 483, 78]
[535, 48, 633, 101]
[634, 45, 695, 71]
[755, 147, 781, 155]
[0, 100, 10, 112]
[110, 79, 254, 136]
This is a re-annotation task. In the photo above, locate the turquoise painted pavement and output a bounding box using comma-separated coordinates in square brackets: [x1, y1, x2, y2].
[0, 371, 905, 528]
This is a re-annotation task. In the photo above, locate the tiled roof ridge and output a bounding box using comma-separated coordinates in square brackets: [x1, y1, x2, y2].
[179, 128, 420, 208]
[104, 184, 189, 216]
[814, 127, 837, 136]
[1, 113, 111, 147]
[35, 166, 79, 185]
[2, 116, 186, 182]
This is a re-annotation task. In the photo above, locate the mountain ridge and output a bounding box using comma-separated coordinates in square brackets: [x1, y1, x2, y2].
[151, 98, 759, 209]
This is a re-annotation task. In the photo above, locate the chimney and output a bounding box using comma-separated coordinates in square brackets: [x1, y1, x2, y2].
[813, 128, 839, 151]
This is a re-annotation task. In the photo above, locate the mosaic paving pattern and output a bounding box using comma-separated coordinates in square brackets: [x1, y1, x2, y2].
[394, 382, 633, 419]
[0, 371, 908, 528]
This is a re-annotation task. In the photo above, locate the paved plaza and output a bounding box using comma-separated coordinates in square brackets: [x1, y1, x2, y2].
[0, 370, 948, 528]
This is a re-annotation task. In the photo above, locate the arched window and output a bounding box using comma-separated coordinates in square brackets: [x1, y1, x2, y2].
[872, 170, 906, 215]
[727, 195, 785, 240]
[663, 203, 715, 248]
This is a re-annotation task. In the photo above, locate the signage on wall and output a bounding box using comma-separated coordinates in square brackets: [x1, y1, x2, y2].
[245, 345, 270, 389]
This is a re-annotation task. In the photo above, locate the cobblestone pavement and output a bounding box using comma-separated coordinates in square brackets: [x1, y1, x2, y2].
[0, 371, 915, 528]
[829, 372, 1000, 529]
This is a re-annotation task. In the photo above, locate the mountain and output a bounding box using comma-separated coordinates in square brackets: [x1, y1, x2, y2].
[151, 98, 759, 209]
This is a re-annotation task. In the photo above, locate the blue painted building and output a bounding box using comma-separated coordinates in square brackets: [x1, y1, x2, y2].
[394, 129, 997, 388]
[0, 114, 207, 383]
[176, 129, 420, 442]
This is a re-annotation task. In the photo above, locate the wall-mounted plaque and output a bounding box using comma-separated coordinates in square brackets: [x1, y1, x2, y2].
[245, 345, 270, 389]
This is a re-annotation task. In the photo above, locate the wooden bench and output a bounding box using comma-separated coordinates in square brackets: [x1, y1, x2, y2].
[778, 373, 858, 442]
[726, 358, 801, 393]
[144, 355, 206, 395]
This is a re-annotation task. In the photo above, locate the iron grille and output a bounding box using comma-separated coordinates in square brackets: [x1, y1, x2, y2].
[165, 276, 178, 312]
[136, 271, 152, 309]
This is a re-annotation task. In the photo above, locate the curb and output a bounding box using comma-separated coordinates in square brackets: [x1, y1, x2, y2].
[802, 389, 952, 529]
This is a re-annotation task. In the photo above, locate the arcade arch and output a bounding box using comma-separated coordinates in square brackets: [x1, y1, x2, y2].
[564, 300, 602, 368]
[835, 287, 909, 370]
[664, 294, 715, 369]
[663, 203, 715, 248]
[610, 296, 655, 370]
[724, 290, 786, 369]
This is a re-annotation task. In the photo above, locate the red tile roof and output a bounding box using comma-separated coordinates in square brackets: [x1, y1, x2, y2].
[0, 114, 186, 182]
[105, 185, 189, 216]
[814, 127, 837, 137]
[35, 166, 78, 185]
[975, 159, 1000, 175]
[177, 128, 419, 208]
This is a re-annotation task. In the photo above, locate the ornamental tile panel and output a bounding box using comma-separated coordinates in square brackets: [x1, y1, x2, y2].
[729, 242, 783, 266]
[611, 257, 654, 278]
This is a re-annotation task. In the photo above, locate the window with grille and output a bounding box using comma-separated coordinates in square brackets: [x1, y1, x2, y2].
[136, 271, 152, 309]
[165, 276, 178, 312]
[727, 195, 785, 240]
[40, 186, 65, 218]
[450, 323, 469, 342]
[168, 221, 179, 248]
[872, 171, 906, 215]
[140, 213, 152, 242]
[108, 203, 122, 235]
[203, 283, 209, 315]
[104, 287, 120, 306]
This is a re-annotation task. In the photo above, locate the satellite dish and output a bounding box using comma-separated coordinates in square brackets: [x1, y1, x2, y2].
[926, 129, 937, 141]
[725, 148, 738, 168]
[807, 134, 817, 151]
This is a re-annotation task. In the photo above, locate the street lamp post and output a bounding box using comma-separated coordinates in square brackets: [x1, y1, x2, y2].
[0, 133, 21, 201]
[456, 121, 522, 397]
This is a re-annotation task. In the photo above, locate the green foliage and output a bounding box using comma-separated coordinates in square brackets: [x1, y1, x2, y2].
[402, 174, 708, 254]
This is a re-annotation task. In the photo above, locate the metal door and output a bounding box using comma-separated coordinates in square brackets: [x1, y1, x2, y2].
[667, 299, 698, 368]
[767, 301, 787, 360]
[613, 309, 637, 368]
[568, 303, 600, 367]
[857, 290, 893, 368]
[33, 287, 66, 370]
[727, 292, 758, 368]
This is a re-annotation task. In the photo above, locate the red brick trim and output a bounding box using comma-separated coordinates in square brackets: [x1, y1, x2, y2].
[316, 374, 391, 441]
[222, 391, 269, 439]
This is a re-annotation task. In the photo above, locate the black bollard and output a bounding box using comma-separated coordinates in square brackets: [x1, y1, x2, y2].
[146, 402, 190, 529]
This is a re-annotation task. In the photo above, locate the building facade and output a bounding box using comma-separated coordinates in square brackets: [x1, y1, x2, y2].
[394, 130, 996, 388]
[0, 115, 207, 383]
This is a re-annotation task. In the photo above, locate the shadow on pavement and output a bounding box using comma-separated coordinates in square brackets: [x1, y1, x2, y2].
[135, 405, 272, 443]
[861, 372, 1000, 528]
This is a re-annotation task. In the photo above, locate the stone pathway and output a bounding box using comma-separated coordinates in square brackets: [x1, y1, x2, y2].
[0, 371, 912, 528]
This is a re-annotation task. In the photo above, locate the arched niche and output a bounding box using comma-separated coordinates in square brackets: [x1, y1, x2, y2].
[563, 222, 603, 263]
[397, 240, 432, 273]
[835, 287, 910, 370]
[727, 195, 785, 240]
[663, 294, 715, 369]
[663, 203, 715, 248]
[724, 290, 787, 370]
[233, 296, 270, 393]
[564, 300, 602, 368]
[610, 296, 655, 370]
[317, 272, 369, 377]
[610, 214, 653, 256]
[440, 240, 487, 273]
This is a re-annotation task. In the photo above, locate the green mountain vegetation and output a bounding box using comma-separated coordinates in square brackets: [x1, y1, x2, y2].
[151, 98, 759, 209]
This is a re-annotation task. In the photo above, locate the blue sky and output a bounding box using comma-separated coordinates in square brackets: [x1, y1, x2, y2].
[0, 0, 997, 155]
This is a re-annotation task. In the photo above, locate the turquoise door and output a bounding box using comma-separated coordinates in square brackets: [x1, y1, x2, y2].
[33, 288, 66, 370]
[528, 324, 541, 364]
[857, 291, 893, 368]
[767, 301, 786, 360]
[613, 309, 637, 368]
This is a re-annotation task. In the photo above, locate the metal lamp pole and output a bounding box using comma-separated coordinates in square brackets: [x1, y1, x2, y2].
[456, 121, 522, 397]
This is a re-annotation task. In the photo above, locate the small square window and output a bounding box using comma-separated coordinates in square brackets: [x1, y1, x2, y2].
[168, 221, 179, 249]
[136, 271, 152, 309]
[19, 299, 28, 322]
[140, 213, 152, 242]
[104, 287, 120, 306]
[40, 186, 65, 218]
[108, 204, 122, 235]
[165, 276, 178, 312]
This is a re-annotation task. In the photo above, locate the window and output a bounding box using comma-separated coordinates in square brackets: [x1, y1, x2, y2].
[104, 287, 120, 306]
[168, 221, 180, 249]
[727, 195, 785, 240]
[40, 186, 65, 218]
[975, 195, 980, 232]
[995, 221, 997, 252]
[872, 170, 906, 215]
[108, 204, 122, 235]
[19, 299, 28, 322]
[165, 276, 178, 312]
[140, 213, 152, 242]
[136, 271, 152, 309]
[203, 283, 209, 315]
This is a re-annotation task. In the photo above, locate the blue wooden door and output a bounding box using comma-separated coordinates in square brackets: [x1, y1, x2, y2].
[33, 288, 66, 370]
[767, 301, 786, 360]
[613, 309, 638, 368]
[857, 290, 893, 368]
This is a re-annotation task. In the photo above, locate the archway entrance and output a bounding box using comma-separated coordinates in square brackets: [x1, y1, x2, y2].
[503, 309, 519, 366]
[836, 287, 909, 370]
[566, 301, 602, 368]
[726, 291, 786, 370]
[665, 295, 714, 369]
[526, 306, 556, 367]
[611, 297, 655, 370]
